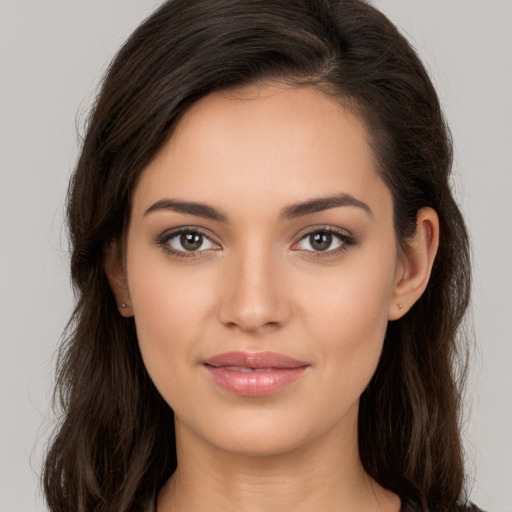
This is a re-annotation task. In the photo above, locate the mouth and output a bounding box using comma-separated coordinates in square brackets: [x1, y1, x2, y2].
[203, 351, 309, 397]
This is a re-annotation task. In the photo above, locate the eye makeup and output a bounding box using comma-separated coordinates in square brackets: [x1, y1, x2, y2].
[155, 224, 357, 261]
[156, 227, 220, 259]
[293, 227, 355, 255]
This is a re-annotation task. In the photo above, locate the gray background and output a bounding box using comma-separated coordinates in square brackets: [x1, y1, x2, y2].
[1, 1, 511, 511]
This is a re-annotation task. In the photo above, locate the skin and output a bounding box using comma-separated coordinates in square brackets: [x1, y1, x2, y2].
[106, 83, 439, 512]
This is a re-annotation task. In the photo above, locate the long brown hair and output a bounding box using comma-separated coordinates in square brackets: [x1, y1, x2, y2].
[44, 1, 471, 511]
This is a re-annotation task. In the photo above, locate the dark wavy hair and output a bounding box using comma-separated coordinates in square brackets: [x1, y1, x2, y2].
[43, 1, 471, 511]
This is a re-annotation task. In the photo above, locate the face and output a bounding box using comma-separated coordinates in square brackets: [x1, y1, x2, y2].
[122, 84, 404, 456]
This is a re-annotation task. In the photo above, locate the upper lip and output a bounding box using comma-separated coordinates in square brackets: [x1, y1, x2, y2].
[203, 351, 309, 369]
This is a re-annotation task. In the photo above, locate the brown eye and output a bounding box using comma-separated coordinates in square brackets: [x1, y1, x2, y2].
[180, 232, 203, 251]
[163, 230, 217, 254]
[309, 232, 333, 251]
[295, 229, 348, 253]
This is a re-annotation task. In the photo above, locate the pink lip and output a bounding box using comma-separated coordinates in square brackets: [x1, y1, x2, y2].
[203, 351, 309, 397]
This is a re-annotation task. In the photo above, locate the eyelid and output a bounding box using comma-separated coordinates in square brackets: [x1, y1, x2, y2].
[291, 225, 356, 253]
[156, 226, 221, 257]
[155, 224, 355, 258]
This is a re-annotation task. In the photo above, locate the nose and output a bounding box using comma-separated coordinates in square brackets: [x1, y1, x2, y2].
[217, 244, 291, 333]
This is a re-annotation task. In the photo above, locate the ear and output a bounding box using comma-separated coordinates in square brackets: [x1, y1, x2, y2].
[103, 239, 133, 317]
[388, 207, 440, 320]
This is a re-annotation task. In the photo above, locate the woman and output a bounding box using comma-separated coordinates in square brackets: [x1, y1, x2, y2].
[43, 1, 480, 511]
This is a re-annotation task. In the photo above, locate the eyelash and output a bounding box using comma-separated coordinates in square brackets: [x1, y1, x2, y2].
[292, 227, 355, 257]
[157, 227, 220, 259]
[156, 226, 356, 259]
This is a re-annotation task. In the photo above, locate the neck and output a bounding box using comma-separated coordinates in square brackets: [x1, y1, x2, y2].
[157, 409, 400, 512]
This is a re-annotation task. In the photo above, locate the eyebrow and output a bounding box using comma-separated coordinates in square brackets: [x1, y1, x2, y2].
[144, 199, 228, 221]
[144, 192, 372, 222]
[280, 193, 373, 220]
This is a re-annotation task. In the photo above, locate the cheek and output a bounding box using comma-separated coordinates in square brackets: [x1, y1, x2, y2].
[296, 248, 397, 394]
[125, 249, 216, 397]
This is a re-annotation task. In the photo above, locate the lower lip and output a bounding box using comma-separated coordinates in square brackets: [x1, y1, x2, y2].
[204, 366, 307, 397]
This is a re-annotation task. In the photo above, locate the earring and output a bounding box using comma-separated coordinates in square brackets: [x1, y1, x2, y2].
[398, 303, 404, 311]
[121, 303, 127, 308]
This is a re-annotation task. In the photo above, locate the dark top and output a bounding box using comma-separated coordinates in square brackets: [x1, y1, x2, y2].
[147, 496, 485, 511]
[400, 497, 485, 512]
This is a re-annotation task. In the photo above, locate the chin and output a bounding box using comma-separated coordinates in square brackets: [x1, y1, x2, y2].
[203, 422, 316, 458]
[174, 393, 360, 460]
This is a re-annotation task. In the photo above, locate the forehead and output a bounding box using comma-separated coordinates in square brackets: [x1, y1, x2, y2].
[131, 83, 391, 219]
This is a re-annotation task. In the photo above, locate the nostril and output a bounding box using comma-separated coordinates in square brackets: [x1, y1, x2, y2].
[223, 320, 282, 334]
